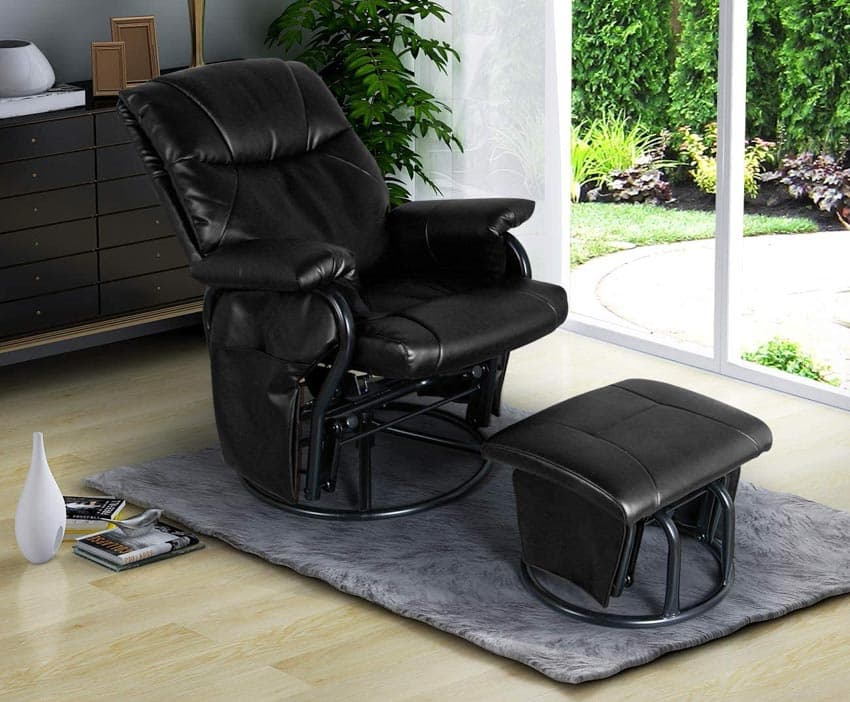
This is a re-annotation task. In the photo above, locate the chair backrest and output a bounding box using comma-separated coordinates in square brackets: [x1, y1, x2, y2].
[118, 58, 389, 272]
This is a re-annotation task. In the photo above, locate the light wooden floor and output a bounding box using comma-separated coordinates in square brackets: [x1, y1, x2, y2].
[2, 327, 849, 701]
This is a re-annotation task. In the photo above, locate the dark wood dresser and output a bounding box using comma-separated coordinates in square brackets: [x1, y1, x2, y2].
[0, 102, 204, 356]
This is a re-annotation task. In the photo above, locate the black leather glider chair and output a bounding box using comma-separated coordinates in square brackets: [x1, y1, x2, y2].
[118, 58, 568, 519]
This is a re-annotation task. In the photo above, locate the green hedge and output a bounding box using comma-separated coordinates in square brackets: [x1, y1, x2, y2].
[667, 0, 783, 140]
[666, 0, 717, 133]
[572, 0, 672, 132]
[778, 0, 850, 153]
[575, 0, 850, 155]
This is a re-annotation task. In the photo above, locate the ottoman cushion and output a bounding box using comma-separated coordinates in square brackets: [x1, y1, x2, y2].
[483, 378, 773, 607]
[484, 378, 772, 523]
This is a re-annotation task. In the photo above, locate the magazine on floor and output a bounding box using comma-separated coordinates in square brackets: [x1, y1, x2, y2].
[64, 495, 126, 540]
[73, 521, 203, 571]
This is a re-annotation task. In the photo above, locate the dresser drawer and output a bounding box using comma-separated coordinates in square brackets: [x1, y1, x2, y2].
[97, 175, 158, 214]
[0, 219, 96, 268]
[0, 185, 96, 233]
[97, 142, 145, 181]
[99, 206, 173, 248]
[0, 285, 98, 338]
[101, 268, 203, 316]
[0, 115, 93, 164]
[0, 252, 98, 303]
[0, 150, 95, 197]
[95, 111, 131, 146]
[99, 237, 186, 282]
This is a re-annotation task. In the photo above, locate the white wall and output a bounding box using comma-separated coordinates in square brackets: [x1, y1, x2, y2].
[0, 0, 288, 83]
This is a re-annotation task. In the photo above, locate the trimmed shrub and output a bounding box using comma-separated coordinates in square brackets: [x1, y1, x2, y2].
[667, 0, 718, 133]
[777, 0, 850, 155]
[572, 0, 673, 132]
[668, 0, 784, 139]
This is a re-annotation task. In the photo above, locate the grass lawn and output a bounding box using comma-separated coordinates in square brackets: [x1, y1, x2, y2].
[571, 203, 819, 266]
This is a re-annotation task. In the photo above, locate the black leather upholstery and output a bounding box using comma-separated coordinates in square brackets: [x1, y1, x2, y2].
[118, 58, 568, 504]
[120, 59, 389, 269]
[190, 238, 358, 292]
[485, 379, 772, 523]
[483, 379, 772, 605]
[357, 277, 566, 378]
[385, 198, 536, 278]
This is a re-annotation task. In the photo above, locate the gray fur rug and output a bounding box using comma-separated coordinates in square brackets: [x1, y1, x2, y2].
[85, 411, 850, 683]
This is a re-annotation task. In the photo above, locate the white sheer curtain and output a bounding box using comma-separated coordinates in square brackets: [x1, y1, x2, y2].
[415, 0, 569, 285]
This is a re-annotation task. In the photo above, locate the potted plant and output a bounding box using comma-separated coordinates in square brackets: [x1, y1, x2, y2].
[267, 0, 461, 205]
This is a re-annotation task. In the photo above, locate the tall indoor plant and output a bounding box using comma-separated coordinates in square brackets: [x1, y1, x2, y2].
[267, 0, 461, 205]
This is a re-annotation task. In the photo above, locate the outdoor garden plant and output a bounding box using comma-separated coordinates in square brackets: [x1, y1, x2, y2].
[266, 0, 461, 205]
[742, 337, 839, 386]
[676, 124, 775, 199]
[762, 153, 850, 228]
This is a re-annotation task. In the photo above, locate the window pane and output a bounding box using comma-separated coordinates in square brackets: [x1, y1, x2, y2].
[568, 1, 715, 353]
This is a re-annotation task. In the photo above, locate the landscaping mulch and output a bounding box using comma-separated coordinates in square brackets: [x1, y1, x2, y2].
[664, 182, 844, 231]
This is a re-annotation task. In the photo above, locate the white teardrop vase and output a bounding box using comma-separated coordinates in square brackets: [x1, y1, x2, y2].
[15, 432, 66, 564]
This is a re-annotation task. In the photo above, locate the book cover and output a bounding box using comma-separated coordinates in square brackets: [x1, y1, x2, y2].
[74, 522, 203, 569]
[0, 84, 86, 119]
[64, 496, 126, 538]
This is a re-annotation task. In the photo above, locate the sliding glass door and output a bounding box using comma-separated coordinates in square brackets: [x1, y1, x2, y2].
[565, 0, 850, 409]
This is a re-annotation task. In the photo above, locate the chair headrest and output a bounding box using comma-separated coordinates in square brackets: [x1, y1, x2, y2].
[119, 58, 351, 166]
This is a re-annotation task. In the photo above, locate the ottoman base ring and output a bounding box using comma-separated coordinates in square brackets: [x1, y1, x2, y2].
[521, 480, 736, 629]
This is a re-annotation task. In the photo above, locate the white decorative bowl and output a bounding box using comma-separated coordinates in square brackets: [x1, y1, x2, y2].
[0, 40, 55, 97]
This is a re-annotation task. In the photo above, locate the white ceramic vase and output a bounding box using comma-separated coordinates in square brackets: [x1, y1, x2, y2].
[15, 432, 66, 564]
[0, 40, 55, 97]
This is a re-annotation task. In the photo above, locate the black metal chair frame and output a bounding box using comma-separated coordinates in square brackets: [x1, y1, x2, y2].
[521, 477, 736, 628]
[240, 233, 533, 521]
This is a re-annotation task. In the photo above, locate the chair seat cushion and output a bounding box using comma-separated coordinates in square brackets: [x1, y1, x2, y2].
[353, 276, 568, 378]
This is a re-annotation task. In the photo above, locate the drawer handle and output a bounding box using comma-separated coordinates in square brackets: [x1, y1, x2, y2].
[35, 309, 42, 316]
[155, 252, 161, 259]
[33, 207, 38, 213]
[34, 275, 40, 281]
[33, 241, 39, 247]
[154, 219, 160, 225]
[31, 137, 37, 144]
[31, 172, 38, 179]
[155, 285, 162, 292]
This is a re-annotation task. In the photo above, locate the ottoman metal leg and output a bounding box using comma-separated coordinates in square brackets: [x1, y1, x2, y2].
[521, 479, 736, 628]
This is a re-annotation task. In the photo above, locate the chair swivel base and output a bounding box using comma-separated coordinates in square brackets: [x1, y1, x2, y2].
[243, 406, 491, 521]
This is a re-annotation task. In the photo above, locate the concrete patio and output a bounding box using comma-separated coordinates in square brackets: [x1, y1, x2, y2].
[570, 231, 850, 386]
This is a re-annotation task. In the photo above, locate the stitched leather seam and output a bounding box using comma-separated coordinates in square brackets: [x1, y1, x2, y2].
[390, 312, 444, 371]
[591, 403, 658, 435]
[320, 152, 384, 185]
[422, 202, 441, 265]
[291, 63, 311, 154]
[613, 383, 764, 452]
[156, 80, 238, 250]
[513, 287, 561, 320]
[357, 330, 434, 374]
[487, 444, 628, 521]
[528, 416, 662, 512]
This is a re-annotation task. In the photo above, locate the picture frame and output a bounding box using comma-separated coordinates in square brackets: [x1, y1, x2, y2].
[91, 42, 127, 97]
[110, 15, 160, 85]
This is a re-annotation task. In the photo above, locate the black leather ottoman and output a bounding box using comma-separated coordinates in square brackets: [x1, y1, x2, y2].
[483, 379, 773, 627]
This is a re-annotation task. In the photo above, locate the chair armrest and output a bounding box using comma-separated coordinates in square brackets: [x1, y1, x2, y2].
[190, 238, 357, 292]
[385, 198, 535, 276]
